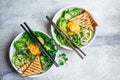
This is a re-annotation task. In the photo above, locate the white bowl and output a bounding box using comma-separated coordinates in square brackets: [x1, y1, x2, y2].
[51, 6, 96, 50]
[9, 31, 54, 77]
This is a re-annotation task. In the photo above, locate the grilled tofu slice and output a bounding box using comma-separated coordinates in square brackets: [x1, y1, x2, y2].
[70, 11, 98, 31]
[18, 61, 31, 72]
[21, 55, 42, 77]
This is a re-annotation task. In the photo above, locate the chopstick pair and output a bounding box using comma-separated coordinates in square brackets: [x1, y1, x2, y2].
[46, 16, 86, 59]
[20, 22, 59, 67]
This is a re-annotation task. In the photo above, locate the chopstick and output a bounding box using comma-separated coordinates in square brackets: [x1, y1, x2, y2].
[20, 22, 59, 67]
[46, 16, 86, 59]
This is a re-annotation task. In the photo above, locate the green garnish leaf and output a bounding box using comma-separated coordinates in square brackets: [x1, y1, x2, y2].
[59, 61, 64, 65]
[58, 53, 68, 66]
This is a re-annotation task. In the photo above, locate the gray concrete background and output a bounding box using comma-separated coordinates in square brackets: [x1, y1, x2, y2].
[0, 0, 120, 80]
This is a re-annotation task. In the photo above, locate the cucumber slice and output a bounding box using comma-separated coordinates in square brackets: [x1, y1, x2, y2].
[74, 10, 80, 15]
[73, 8, 83, 16]
[69, 11, 75, 17]
[73, 11, 78, 16]
[62, 9, 69, 17]
[64, 13, 72, 20]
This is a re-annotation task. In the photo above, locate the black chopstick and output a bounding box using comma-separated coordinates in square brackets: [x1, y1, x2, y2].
[20, 22, 59, 67]
[46, 16, 86, 59]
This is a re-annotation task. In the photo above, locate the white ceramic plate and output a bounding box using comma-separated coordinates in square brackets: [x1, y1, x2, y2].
[51, 6, 96, 50]
[9, 31, 54, 77]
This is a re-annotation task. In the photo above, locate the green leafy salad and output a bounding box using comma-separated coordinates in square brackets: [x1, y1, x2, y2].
[12, 31, 58, 70]
[55, 8, 95, 47]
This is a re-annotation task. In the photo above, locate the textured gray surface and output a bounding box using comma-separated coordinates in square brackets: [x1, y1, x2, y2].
[0, 0, 120, 80]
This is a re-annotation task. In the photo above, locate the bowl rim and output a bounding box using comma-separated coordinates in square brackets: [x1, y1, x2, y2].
[9, 31, 55, 77]
[51, 5, 97, 50]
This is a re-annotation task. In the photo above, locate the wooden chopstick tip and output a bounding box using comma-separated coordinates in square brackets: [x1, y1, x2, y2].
[24, 22, 27, 25]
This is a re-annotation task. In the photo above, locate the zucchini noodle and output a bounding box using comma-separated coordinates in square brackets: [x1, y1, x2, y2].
[80, 28, 93, 45]
[12, 53, 29, 68]
[55, 27, 94, 47]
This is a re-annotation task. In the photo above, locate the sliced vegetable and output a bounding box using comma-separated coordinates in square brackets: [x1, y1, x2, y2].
[62, 8, 83, 20]
[64, 13, 72, 20]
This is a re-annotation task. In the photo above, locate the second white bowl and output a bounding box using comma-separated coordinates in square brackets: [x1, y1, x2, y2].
[51, 6, 96, 50]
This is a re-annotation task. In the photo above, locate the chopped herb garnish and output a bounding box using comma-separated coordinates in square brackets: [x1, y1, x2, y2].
[58, 53, 68, 66]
